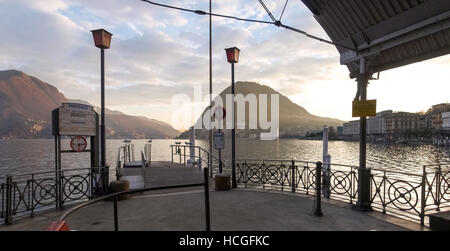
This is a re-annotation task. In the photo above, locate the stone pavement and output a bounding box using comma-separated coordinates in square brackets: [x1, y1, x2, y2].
[1, 187, 422, 231]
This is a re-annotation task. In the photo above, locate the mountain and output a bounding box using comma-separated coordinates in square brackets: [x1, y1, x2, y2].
[0, 70, 179, 139]
[186, 81, 343, 139]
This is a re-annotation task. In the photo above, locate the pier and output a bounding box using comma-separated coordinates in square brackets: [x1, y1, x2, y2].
[2, 143, 446, 231]
[1, 179, 418, 231]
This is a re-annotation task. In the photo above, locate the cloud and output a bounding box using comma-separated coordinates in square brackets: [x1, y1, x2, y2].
[2, 0, 447, 130]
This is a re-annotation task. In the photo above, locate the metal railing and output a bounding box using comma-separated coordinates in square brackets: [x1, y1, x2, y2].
[56, 168, 211, 231]
[116, 143, 151, 180]
[170, 144, 225, 177]
[1, 167, 109, 225]
[235, 159, 450, 226]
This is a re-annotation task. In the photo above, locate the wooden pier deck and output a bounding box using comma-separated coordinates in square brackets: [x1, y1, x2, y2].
[120, 161, 204, 188]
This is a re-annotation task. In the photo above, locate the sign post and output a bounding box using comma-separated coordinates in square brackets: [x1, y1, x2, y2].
[213, 106, 226, 173]
[52, 102, 104, 202]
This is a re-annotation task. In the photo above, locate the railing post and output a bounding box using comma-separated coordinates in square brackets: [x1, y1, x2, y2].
[104, 166, 110, 195]
[219, 152, 223, 174]
[113, 195, 119, 231]
[323, 155, 331, 199]
[262, 161, 266, 189]
[199, 150, 202, 169]
[179, 146, 182, 164]
[436, 165, 441, 211]
[420, 166, 427, 226]
[313, 162, 323, 217]
[203, 168, 211, 231]
[55, 170, 60, 209]
[60, 171, 65, 209]
[5, 176, 12, 225]
[244, 160, 248, 187]
[291, 160, 296, 193]
[208, 153, 212, 178]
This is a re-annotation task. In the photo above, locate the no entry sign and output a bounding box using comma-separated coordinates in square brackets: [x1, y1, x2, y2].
[70, 136, 87, 152]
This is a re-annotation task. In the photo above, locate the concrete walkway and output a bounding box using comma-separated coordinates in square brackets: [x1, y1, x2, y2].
[1, 188, 417, 231]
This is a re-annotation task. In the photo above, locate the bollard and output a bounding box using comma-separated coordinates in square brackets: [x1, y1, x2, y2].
[313, 162, 323, 217]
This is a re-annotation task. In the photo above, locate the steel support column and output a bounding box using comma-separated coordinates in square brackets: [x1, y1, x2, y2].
[355, 57, 372, 211]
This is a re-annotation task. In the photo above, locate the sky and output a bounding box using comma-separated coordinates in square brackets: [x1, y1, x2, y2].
[0, 0, 449, 131]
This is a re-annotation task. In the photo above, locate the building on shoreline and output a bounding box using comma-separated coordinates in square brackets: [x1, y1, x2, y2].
[343, 103, 450, 143]
[444, 112, 450, 130]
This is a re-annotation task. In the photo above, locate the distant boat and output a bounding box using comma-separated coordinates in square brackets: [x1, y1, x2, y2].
[395, 139, 408, 144]
[147, 139, 152, 143]
[123, 139, 132, 143]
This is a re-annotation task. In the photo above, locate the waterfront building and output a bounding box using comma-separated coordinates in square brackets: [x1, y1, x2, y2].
[336, 126, 343, 137]
[342, 120, 360, 140]
[429, 103, 450, 130]
[343, 109, 432, 141]
[383, 112, 420, 136]
[368, 110, 392, 135]
[443, 112, 450, 131]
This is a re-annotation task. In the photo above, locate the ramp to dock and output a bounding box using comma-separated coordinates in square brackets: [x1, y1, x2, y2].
[120, 161, 203, 188]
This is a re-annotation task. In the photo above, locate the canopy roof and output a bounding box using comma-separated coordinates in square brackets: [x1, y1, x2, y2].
[301, 0, 450, 78]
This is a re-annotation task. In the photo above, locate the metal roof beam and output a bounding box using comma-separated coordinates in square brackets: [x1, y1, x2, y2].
[341, 13, 450, 65]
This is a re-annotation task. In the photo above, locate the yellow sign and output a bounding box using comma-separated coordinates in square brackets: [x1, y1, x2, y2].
[352, 100, 377, 117]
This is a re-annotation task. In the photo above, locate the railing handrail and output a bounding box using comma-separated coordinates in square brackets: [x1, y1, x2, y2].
[235, 158, 450, 226]
[423, 162, 450, 167]
[4, 166, 107, 179]
[2, 166, 110, 225]
[370, 168, 423, 177]
[170, 144, 224, 163]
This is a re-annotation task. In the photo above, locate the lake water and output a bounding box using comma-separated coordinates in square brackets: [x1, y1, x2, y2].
[0, 138, 449, 179]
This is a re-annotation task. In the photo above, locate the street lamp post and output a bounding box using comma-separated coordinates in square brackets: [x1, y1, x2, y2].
[91, 29, 113, 169]
[225, 47, 240, 189]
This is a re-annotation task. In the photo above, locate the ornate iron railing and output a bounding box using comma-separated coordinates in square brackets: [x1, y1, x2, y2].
[0, 167, 109, 225]
[236, 159, 450, 226]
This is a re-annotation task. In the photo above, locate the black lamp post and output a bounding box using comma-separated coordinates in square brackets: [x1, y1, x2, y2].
[225, 47, 240, 188]
[91, 29, 113, 168]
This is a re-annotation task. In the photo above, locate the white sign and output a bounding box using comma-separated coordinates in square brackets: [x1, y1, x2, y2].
[70, 136, 87, 152]
[59, 103, 97, 136]
[214, 132, 225, 149]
